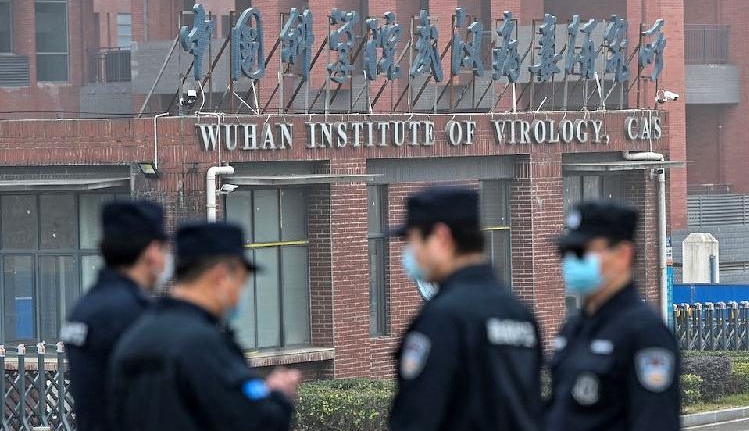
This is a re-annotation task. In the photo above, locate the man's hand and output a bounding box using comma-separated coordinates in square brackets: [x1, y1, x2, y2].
[265, 368, 301, 399]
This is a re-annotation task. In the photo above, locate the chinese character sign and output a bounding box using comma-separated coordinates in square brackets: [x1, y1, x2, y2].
[604, 15, 629, 83]
[451, 8, 484, 77]
[528, 14, 563, 82]
[231, 8, 264, 81]
[639, 19, 666, 81]
[410, 10, 444, 82]
[492, 11, 521, 83]
[365, 12, 402, 81]
[327, 9, 359, 84]
[180, 3, 214, 80]
[565, 15, 598, 79]
[280, 8, 314, 81]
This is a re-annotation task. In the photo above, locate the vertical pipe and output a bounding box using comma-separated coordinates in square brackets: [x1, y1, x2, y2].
[658, 168, 669, 324]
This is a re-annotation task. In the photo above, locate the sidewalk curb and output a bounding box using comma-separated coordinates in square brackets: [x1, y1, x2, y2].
[682, 407, 749, 428]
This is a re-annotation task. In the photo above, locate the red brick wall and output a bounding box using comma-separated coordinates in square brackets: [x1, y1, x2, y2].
[0, 0, 97, 120]
[545, 0, 626, 21]
[624, 170, 660, 306]
[510, 154, 565, 345]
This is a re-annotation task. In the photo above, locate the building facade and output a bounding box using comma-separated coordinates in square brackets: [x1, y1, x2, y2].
[0, 0, 686, 379]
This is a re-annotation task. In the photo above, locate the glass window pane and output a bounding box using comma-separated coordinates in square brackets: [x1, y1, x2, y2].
[563, 176, 582, 216]
[36, 54, 68, 82]
[2, 195, 39, 250]
[81, 255, 103, 293]
[490, 230, 512, 287]
[367, 186, 382, 233]
[0, 3, 10, 53]
[41, 194, 76, 249]
[481, 181, 509, 227]
[254, 248, 280, 347]
[116, 14, 131, 25]
[282, 246, 309, 345]
[80, 194, 113, 249]
[231, 252, 257, 349]
[281, 188, 306, 241]
[226, 191, 253, 244]
[583, 176, 601, 201]
[4, 256, 35, 342]
[253, 190, 279, 243]
[369, 239, 387, 336]
[39, 256, 77, 342]
[603, 175, 624, 201]
[35, 3, 68, 53]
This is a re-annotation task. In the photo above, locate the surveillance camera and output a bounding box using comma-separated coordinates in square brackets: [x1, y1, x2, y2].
[218, 184, 238, 195]
[180, 89, 198, 107]
[655, 90, 679, 104]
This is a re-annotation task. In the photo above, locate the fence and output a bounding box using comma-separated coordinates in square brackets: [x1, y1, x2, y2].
[673, 302, 749, 351]
[1, 343, 74, 431]
[688, 194, 749, 228]
[685, 24, 730, 65]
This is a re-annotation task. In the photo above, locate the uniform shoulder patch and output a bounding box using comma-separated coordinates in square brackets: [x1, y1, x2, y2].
[635, 347, 675, 392]
[59, 322, 89, 347]
[400, 332, 431, 380]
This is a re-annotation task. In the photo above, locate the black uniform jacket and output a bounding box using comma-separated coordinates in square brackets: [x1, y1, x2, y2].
[109, 297, 293, 431]
[546, 283, 681, 431]
[389, 264, 543, 431]
[62, 268, 151, 431]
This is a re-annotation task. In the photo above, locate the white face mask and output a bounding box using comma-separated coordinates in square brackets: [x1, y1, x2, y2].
[154, 253, 174, 291]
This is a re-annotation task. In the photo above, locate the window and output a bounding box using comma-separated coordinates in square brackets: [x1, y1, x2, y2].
[226, 188, 310, 349]
[368, 185, 388, 336]
[116, 14, 132, 49]
[0, 1, 11, 53]
[0, 192, 126, 344]
[35, 0, 68, 82]
[480, 181, 512, 287]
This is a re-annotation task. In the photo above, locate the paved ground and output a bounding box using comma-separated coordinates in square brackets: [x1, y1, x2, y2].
[686, 418, 749, 431]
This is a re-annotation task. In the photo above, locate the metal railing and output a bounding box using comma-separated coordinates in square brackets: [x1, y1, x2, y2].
[687, 194, 749, 227]
[86, 47, 131, 84]
[1, 343, 75, 431]
[685, 24, 730, 65]
[674, 302, 749, 351]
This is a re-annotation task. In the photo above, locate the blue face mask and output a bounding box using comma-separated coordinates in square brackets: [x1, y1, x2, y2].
[402, 247, 427, 282]
[562, 253, 604, 295]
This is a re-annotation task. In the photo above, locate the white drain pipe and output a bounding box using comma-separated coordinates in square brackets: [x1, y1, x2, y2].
[623, 151, 669, 323]
[206, 165, 234, 222]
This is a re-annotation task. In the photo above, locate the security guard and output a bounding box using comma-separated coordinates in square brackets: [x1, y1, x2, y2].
[61, 200, 168, 431]
[546, 201, 680, 431]
[389, 187, 542, 431]
[109, 222, 300, 431]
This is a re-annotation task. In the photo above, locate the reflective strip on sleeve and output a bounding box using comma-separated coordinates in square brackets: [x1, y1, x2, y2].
[242, 379, 270, 401]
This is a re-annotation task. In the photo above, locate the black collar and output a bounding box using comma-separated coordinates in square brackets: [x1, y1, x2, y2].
[155, 296, 222, 326]
[584, 282, 639, 320]
[438, 263, 497, 294]
[96, 267, 151, 305]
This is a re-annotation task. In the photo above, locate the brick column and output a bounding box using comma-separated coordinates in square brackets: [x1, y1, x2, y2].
[510, 153, 565, 346]
[624, 169, 660, 307]
[328, 158, 372, 377]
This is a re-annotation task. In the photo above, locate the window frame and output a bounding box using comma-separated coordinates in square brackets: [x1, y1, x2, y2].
[0, 191, 126, 345]
[225, 187, 312, 350]
[116, 13, 132, 49]
[367, 185, 389, 337]
[0, 0, 12, 54]
[480, 180, 513, 288]
[35, 0, 70, 82]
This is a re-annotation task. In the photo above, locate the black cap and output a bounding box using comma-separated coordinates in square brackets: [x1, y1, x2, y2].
[390, 186, 480, 237]
[102, 200, 167, 244]
[557, 201, 639, 252]
[175, 222, 259, 271]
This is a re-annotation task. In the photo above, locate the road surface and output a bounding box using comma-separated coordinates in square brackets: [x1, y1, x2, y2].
[686, 418, 749, 431]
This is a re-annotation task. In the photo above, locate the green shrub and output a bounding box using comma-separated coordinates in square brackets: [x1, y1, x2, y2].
[295, 379, 395, 431]
[682, 355, 732, 402]
[681, 374, 703, 405]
